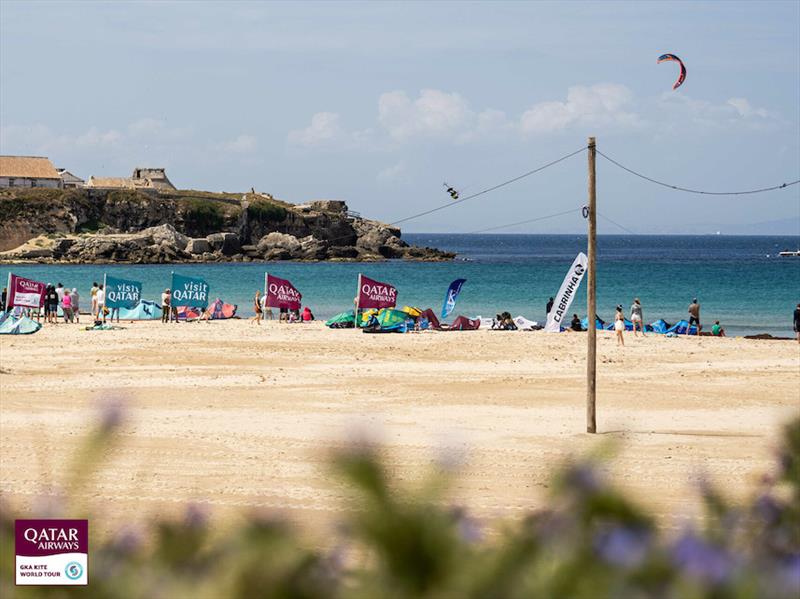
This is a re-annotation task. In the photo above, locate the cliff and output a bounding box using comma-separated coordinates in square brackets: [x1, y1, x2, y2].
[0, 189, 453, 263]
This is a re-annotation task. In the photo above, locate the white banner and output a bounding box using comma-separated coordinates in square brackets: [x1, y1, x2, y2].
[545, 252, 588, 332]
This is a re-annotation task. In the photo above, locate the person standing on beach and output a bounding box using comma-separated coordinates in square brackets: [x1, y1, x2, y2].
[46, 284, 59, 324]
[260, 293, 272, 320]
[70, 288, 80, 323]
[251, 290, 263, 325]
[630, 298, 645, 337]
[1, 287, 6, 312]
[546, 297, 554, 318]
[614, 305, 625, 346]
[794, 303, 800, 344]
[96, 284, 106, 323]
[161, 289, 171, 323]
[687, 298, 701, 335]
[62, 290, 73, 323]
[90, 282, 99, 318]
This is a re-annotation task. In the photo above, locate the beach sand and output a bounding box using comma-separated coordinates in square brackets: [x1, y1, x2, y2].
[1, 320, 798, 540]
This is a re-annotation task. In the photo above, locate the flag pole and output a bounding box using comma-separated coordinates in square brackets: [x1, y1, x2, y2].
[586, 136, 597, 434]
[264, 272, 268, 320]
[6, 272, 11, 311]
[355, 273, 361, 328]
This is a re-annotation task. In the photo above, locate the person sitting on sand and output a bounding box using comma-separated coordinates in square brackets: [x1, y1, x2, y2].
[630, 298, 645, 337]
[570, 314, 582, 331]
[688, 298, 701, 335]
[614, 305, 625, 346]
[711, 320, 726, 337]
[302, 306, 314, 322]
[251, 290, 263, 325]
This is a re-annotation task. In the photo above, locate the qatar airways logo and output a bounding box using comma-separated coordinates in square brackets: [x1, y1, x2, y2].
[268, 283, 301, 301]
[15, 519, 88, 586]
[361, 283, 396, 302]
[18, 279, 41, 291]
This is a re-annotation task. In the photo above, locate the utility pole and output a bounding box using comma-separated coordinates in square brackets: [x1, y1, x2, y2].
[587, 137, 597, 434]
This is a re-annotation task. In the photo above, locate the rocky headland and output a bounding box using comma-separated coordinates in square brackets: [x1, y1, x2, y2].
[0, 188, 453, 264]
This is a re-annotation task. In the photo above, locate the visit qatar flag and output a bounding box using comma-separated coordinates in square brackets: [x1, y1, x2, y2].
[265, 274, 302, 310]
[6, 273, 46, 309]
[357, 274, 397, 309]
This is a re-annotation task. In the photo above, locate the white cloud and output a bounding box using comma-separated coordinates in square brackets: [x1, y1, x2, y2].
[377, 161, 406, 182]
[726, 97, 770, 119]
[378, 89, 474, 141]
[217, 134, 257, 153]
[657, 94, 776, 130]
[287, 112, 344, 147]
[127, 117, 191, 141]
[520, 83, 640, 135]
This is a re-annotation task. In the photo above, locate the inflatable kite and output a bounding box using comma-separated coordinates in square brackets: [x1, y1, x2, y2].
[657, 53, 686, 90]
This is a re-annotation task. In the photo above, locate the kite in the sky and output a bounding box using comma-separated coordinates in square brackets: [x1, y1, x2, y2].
[657, 53, 686, 90]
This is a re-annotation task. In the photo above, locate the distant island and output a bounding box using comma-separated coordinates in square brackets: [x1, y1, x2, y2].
[0, 188, 454, 264]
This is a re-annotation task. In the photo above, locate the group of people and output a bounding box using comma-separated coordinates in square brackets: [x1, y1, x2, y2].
[0, 281, 118, 325]
[250, 290, 314, 325]
[547, 296, 729, 347]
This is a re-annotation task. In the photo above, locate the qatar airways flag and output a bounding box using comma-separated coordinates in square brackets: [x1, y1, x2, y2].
[6, 273, 46, 309]
[265, 274, 302, 310]
[357, 274, 397, 309]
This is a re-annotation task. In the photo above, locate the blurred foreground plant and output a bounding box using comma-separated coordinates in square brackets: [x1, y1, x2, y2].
[1, 415, 799, 599]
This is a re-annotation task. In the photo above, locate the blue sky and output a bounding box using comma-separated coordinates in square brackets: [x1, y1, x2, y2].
[1, 1, 798, 234]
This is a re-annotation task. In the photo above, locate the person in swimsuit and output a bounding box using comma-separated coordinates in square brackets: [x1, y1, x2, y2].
[251, 290, 263, 325]
[630, 298, 645, 337]
[687, 298, 701, 335]
[614, 305, 625, 346]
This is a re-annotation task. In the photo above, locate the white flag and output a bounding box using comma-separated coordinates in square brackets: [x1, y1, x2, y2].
[545, 252, 588, 332]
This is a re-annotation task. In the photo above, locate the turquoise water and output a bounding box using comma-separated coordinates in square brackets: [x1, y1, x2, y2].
[2, 234, 799, 336]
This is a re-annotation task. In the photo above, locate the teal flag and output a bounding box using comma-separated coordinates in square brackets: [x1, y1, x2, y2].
[105, 275, 142, 309]
[170, 273, 209, 308]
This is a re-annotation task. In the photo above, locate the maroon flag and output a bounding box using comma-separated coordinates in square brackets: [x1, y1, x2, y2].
[7, 273, 46, 309]
[357, 274, 397, 309]
[265, 274, 302, 310]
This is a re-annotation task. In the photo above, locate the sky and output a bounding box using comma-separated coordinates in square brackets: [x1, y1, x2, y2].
[1, 1, 799, 234]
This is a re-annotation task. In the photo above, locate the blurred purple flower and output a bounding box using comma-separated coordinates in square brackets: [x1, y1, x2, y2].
[594, 526, 650, 568]
[111, 525, 143, 555]
[754, 494, 782, 525]
[184, 502, 209, 529]
[451, 506, 482, 544]
[672, 531, 733, 585]
[564, 463, 603, 494]
[98, 395, 127, 433]
[779, 554, 800, 594]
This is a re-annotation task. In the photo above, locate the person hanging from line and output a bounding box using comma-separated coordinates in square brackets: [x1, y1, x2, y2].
[687, 298, 701, 335]
[630, 298, 645, 337]
[614, 305, 625, 346]
[443, 182, 459, 200]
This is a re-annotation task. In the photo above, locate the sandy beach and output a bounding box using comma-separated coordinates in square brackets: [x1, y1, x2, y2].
[1, 321, 798, 540]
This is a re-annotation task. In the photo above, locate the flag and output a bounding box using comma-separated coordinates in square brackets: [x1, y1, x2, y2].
[357, 274, 397, 309]
[265, 274, 302, 310]
[104, 275, 142, 309]
[6, 273, 46, 309]
[440, 278, 466, 320]
[545, 252, 588, 332]
[170, 273, 210, 308]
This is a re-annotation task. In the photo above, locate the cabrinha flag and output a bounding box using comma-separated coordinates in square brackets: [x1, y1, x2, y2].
[357, 274, 397, 309]
[104, 275, 142, 309]
[170, 273, 210, 308]
[545, 252, 588, 333]
[265, 274, 302, 310]
[6, 273, 46, 309]
[440, 278, 466, 320]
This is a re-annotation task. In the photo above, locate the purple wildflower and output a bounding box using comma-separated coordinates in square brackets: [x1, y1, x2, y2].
[184, 502, 209, 529]
[451, 506, 482, 544]
[672, 531, 733, 585]
[564, 462, 603, 494]
[594, 526, 650, 568]
[98, 395, 127, 433]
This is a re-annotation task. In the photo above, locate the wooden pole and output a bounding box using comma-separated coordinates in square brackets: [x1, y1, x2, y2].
[587, 137, 597, 433]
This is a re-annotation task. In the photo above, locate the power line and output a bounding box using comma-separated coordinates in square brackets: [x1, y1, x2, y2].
[597, 149, 800, 196]
[390, 146, 587, 226]
[597, 211, 637, 235]
[467, 207, 582, 234]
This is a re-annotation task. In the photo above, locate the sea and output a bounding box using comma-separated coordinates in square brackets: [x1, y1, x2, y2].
[2, 234, 799, 337]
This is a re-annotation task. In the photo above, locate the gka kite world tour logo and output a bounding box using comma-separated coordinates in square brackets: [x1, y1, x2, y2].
[15, 519, 88, 586]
